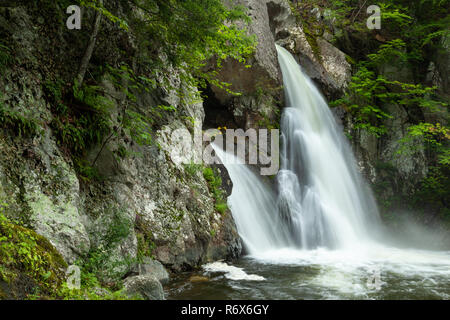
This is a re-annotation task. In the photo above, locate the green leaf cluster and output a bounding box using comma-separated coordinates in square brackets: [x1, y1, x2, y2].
[203, 167, 228, 215]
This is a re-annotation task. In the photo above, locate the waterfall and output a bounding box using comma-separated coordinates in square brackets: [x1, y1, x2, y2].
[215, 45, 381, 254]
[213, 147, 291, 253]
[275, 45, 380, 249]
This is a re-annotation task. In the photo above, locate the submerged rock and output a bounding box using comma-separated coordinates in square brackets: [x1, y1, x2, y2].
[189, 275, 209, 283]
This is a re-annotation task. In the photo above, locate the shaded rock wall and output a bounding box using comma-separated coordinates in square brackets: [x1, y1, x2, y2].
[0, 1, 242, 278]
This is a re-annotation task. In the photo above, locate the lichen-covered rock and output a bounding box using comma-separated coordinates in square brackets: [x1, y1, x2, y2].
[0, 1, 242, 281]
[275, 10, 352, 99]
[123, 275, 165, 300]
[316, 38, 352, 93]
[434, 34, 450, 95]
[0, 213, 68, 300]
[131, 257, 170, 285]
[0, 131, 91, 265]
[206, 0, 285, 130]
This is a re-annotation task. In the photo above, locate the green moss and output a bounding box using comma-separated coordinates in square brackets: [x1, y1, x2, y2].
[0, 206, 67, 299]
[203, 167, 229, 216]
[0, 43, 12, 71]
[135, 212, 156, 262]
[214, 202, 228, 215]
[345, 54, 356, 65]
[303, 24, 322, 64]
[0, 100, 42, 138]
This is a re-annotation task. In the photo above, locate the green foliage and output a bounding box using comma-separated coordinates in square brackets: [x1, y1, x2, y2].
[398, 122, 450, 166]
[74, 158, 100, 182]
[47, 80, 112, 156]
[214, 202, 228, 216]
[410, 165, 450, 222]
[135, 213, 156, 262]
[127, 0, 256, 93]
[45, 80, 112, 180]
[203, 167, 229, 215]
[0, 98, 41, 138]
[0, 202, 134, 300]
[105, 64, 177, 148]
[79, 208, 133, 279]
[332, 39, 447, 137]
[122, 109, 154, 146]
[421, 166, 449, 202]
[44, 79, 68, 115]
[136, 232, 156, 262]
[105, 209, 133, 246]
[378, 3, 413, 31]
[0, 43, 12, 71]
[395, 121, 450, 219]
[56, 282, 135, 300]
[79, 0, 129, 31]
[331, 66, 393, 136]
[73, 82, 115, 115]
[183, 162, 203, 178]
[0, 203, 67, 299]
[366, 39, 408, 65]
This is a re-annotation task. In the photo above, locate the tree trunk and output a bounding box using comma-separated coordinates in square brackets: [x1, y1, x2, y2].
[76, 0, 103, 86]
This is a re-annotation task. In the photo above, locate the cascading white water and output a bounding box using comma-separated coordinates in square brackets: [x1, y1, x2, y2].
[275, 45, 380, 249]
[215, 45, 381, 254]
[191, 45, 450, 300]
[180, 46, 450, 300]
[213, 147, 292, 253]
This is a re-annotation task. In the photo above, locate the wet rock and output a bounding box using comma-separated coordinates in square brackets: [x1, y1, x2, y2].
[189, 275, 209, 283]
[277, 26, 352, 99]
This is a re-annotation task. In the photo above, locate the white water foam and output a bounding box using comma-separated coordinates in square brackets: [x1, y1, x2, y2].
[203, 262, 266, 281]
[203, 45, 450, 299]
[247, 246, 450, 297]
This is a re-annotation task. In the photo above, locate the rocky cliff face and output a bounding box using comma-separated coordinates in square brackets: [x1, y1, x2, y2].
[0, 2, 302, 294]
[0, 0, 447, 299]
[204, 0, 284, 131]
[0, 1, 244, 290]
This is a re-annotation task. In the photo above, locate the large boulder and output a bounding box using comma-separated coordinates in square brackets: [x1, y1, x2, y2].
[123, 275, 165, 300]
[205, 0, 286, 130]
[275, 9, 352, 99]
[130, 257, 170, 285]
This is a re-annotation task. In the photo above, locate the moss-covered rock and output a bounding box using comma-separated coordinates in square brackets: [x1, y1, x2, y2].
[0, 211, 67, 300]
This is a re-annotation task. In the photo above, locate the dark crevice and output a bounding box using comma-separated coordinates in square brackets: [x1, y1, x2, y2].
[202, 84, 238, 130]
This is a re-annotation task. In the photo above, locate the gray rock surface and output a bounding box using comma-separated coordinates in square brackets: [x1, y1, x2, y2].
[131, 257, 170, 284]
[123, 275, 165, 300]
[0, 1, 243, 277]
